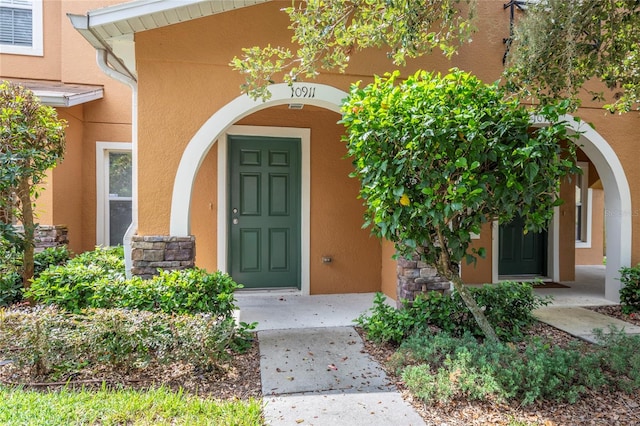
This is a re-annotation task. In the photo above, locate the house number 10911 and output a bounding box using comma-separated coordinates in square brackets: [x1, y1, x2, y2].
[291, 86, 316, 98]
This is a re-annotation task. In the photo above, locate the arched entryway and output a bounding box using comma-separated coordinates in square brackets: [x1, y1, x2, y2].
[170, 83, 347, 294]
[171, 87, 632, 301]
[491, 116, 632, 302]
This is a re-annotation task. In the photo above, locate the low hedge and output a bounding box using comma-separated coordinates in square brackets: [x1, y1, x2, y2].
[26, 246, 241, 318]
[357, 281, 550, 343]
[0, 306, 251, 378]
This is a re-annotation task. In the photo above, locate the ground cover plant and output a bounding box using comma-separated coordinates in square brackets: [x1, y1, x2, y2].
[357, 286, 640, 417]
[0, 306, 249, 378]
[388, 327, 640, 408]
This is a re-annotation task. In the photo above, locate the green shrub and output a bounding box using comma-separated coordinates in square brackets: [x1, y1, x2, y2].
[0, 306, 252, 379]
[461, 281, 551, 340]
[34, 246, 71, 275]
[29, 259, 243, 318]
[27, 264, 117, 313]
[0, 271, 22, 307]
[0, 241, 70, 307]
[354, 292, 416, 343]
[619, 264, 640, 314]
[356, 282, 550, 344]
[397, 331, 603, 405]
[94, 268, 242, 317]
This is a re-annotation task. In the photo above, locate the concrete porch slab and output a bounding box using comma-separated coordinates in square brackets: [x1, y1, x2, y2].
[534, 306, 640, 343]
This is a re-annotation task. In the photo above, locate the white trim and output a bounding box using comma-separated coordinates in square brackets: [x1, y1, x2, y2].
[575, 162, 592, 248]
[88, 0, 267, 29]
[493, 115, 632, 302]
[221, 125, 311, 294]
[170, 83, 346, 295]
[96, 142, 132, 246]
[575, 187, 593, 249]
[491, 220, 499, 283]
[0, 0, 43, 56]
[550, 205, 560, 282]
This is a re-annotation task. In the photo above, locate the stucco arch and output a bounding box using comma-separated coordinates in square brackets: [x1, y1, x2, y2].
[494, 115, 631, 302]
[560, 116, 632, 302]
[169, 83, 347, 237]
[170, 86, 631, 301]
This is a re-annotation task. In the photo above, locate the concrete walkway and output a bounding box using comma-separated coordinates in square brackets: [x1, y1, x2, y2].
[259, 327, 424, 425]
[533, 307, 640, 343]
[234, 266, 640, 425]
[236, 292, 425, 425]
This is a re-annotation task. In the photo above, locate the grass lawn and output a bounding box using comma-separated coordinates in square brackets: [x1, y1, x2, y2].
[0, 385, 263, 426]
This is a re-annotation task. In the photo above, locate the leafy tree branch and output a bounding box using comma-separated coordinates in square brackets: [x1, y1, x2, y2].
[505, 0, 640, 113]
[0, 81, 67, 287]
[340, 70, 580, 340]
[231, 0, 476, 100]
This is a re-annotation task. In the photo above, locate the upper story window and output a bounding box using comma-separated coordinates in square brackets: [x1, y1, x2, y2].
[0, 0, 43, 56]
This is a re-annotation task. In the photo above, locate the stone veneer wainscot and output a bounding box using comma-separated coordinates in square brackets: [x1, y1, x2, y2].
[131, 235, 195, 279]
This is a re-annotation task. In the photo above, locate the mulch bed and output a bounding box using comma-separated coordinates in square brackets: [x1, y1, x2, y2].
[0, 336, 263, 401]
[4, 306, 640, 425]
[358, 308, 640, 426]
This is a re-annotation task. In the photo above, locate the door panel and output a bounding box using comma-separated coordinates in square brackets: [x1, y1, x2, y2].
[269, 228, 289, 271]
[229, 135, 300, 288]
[240, 173, 261, 215]
[499, 215, 547, 276]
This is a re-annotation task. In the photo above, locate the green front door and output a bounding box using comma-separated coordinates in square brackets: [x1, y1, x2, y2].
[499, 215, 547, 276]
[228, 135, 301, 289]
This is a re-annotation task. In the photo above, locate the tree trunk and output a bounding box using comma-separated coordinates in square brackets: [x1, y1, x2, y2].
[18, 178, 35, 289]
[449, 272, 499, 342]
[434, 228, 499, 342]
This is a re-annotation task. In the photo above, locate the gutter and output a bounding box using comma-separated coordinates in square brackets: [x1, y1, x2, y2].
[67, 14, 137, 83]
[68, 14, 139, 278]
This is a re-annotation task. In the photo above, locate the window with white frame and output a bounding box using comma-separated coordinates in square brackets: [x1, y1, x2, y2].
[0, 0, 43, 56]
[96, 142, 132, 247]
[575, 162, 592, 248]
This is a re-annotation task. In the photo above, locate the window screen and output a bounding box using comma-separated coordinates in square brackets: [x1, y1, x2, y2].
[0, 1, 33, 47]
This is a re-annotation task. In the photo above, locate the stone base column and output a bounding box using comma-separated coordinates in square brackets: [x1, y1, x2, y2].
[13, 224, 69, 252]
[131, 235, 195, 279]
[396, 255, 451, 307]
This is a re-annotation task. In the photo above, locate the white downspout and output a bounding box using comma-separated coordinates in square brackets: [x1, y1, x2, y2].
[96, 49, 138, 278]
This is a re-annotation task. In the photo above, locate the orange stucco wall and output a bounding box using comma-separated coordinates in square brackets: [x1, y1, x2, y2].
[575, 109, 640, 266]
[132, 0, 640, 294]
[559, 177, 576, 281]
[51, 106, 84, 255]
[381, 240, 398, 299]
[462, 222, 494, 284]
[575, 188, 605, 265]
